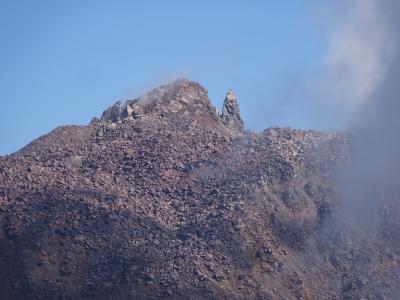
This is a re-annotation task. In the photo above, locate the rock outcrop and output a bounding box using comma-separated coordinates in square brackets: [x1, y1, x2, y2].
[100, 79, 219, 123]
[100, 101, 123, 122]
[221, 90, 244, 131]
[0, 79, 399, 300]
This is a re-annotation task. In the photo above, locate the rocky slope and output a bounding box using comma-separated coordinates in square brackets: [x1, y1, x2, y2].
[0, 79, 399, 299]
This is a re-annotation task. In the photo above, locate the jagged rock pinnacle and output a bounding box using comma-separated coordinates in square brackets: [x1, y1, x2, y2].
[221, 90, 244, 131]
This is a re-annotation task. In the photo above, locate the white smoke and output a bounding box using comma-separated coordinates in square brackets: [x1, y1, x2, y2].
[318, 0, 394, 115]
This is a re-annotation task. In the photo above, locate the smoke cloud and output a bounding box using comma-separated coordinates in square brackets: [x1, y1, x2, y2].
[322, 0, 394, 107]
[327, 0, 400, 226]
[309, 3, 400, 296]
[298, 0, 397, 130]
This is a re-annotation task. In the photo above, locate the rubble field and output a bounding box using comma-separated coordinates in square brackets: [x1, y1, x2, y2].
[0, 79, 399, 299]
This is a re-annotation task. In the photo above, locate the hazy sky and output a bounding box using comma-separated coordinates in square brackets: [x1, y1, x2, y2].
[0, 1, 366, 154]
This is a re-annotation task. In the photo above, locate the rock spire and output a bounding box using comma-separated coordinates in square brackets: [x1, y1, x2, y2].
[221, 90, 244, 131]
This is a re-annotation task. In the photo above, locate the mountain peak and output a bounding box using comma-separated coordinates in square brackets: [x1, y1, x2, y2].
[98, 79, 245, 132]
[1, 77, 383, 300]
[100, 79, 217, 122]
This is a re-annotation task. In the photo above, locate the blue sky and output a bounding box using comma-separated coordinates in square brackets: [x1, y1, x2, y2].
[0, 1, 331, 155]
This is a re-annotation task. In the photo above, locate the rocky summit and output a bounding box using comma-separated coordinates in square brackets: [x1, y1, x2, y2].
[0, 79, 399, 299]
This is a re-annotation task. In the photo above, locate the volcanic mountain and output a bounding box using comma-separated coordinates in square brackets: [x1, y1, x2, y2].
[0, 79, 399, 299]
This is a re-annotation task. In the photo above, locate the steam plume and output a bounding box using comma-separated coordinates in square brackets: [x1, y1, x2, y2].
[323, 0, 394, 107]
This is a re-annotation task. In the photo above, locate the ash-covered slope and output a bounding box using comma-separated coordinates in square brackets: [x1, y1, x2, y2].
[0, 79, 398, 299]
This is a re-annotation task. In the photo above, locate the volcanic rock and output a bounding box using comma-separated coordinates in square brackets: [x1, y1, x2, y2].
[221, 90, 244, 131]
[0, 79, 399, 299]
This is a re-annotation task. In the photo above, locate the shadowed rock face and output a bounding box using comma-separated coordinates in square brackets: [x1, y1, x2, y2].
[0, 79, 399, 299]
